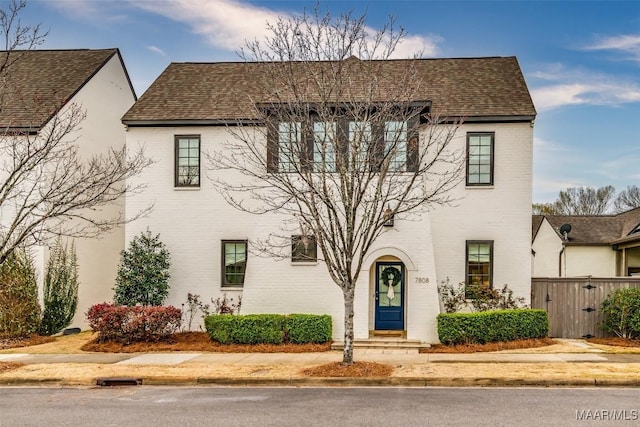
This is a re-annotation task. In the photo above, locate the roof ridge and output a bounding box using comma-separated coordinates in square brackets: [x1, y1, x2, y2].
[0, 48, 118, 53]
[166, 56, 516, 66]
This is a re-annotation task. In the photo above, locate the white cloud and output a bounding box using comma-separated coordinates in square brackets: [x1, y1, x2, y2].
[584, 34, 640, 62]
[147, 45, 166, 56]
[129, 0, 439, 57]
[529, 65, 640, 111]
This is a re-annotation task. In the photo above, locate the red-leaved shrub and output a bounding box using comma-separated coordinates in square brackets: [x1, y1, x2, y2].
[86, 303, 181, 344]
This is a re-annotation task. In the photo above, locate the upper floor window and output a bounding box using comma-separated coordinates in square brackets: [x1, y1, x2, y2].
[291, 235, 317, 263]
[278, 122, 301, 172]
[384, 121, 407, 172]
[313, 122, 336, 172]
[465, 240, 493, 298]
[349, 121, 372, 171]
[175, 135, 200, 187]
[268, 117, 418, 173]
[466, 132, 494, 186]
[222, 240, 247, 287]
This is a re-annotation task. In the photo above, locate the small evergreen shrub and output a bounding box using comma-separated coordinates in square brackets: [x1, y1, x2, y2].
[437, 309, 549, 345]
[39, 240, 79, 336]
[0, 248, 41, 338]
[286, 314, 332, 343]
[205, 314, 285, 344]
[113, 230, 171, 306]
[86, 303, 181, 344]
[600, 288, 640, 339]
[204, 313, 332, 344]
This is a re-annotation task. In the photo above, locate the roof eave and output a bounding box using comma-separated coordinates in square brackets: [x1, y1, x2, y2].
[122, 119, 264, 127]
[462, 115, 536, 123]
[122, 114, 536, 127]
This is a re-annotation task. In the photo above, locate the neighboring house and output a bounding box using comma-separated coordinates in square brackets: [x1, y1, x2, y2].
[0, 49, 137, 328]
[532, 208, 640, 277]
[121, 56, 536, 343]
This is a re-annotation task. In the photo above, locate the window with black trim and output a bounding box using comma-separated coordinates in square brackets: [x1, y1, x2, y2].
[222, 240, 247, 287]
[384, 121, 408, 172]
[278, 122, 301, 172]
[465, 240, 493, 297]
[291, 235, 317, 263]
[466, 132, 494, 185]
[313, 122, 336, 172]
[349, 121, 372, 171]
[175, 135, 200, 187]
[267, 117, 419, 173]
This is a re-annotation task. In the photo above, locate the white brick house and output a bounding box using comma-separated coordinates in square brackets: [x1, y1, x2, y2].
[122, 56, 536, 343]
[0, 49, 137, 328]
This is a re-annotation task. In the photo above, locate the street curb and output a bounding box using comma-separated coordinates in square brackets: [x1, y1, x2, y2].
[3, 376, 638, 388]
[156, 376, 640, 387]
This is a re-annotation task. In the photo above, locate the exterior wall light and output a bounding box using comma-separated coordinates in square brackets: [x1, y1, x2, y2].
[383, 206, 394, 227]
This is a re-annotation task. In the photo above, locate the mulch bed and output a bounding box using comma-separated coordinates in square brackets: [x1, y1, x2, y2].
[0, 335, 55, 350]
[301, 361, 393, 377]
[420, 337, 556, 353]
[81, 332, 333, 353]
[587, 337, 640, 347]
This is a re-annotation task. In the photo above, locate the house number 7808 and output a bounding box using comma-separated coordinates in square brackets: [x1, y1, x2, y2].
[414, 277, 429, 284]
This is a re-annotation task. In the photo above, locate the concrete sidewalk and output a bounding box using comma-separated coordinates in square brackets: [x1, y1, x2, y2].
[3, 349, 640, 365]
[1, 340, 640, 388]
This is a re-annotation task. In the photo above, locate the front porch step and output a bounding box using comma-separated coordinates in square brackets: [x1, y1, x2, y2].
[331, 338, 431, 351]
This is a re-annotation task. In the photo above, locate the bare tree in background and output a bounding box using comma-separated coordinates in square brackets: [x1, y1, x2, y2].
[614, 185, 640, 213]
[534, 185, 616, 215]
[0, 0, 150, 265]
[209, 8, 464, 364]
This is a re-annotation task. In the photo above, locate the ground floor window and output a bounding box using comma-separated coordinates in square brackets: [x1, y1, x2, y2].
[291, 235, 317, 263]
[466, 240, 493, 297]
[222, 240, 247, 287]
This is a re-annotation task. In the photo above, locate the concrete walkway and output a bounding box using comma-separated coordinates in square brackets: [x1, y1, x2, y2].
[2, 350, 640, 365]
[1, 340, 640, 388]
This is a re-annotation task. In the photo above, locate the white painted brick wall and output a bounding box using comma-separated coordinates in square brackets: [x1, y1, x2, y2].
[125, 120, 533, 342]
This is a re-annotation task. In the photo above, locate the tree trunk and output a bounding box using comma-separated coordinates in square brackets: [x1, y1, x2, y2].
[342, 285, 355, 365]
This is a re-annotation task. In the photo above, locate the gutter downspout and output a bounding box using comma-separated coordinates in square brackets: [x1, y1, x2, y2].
[558, 245, 565, 277]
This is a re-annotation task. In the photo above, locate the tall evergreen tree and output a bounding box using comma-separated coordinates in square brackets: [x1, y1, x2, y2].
[0, 247, 40, 338]
[113, 230, 171, 306]
[39, 239, 79, 336]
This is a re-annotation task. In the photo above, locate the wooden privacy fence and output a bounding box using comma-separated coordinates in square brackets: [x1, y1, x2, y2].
[531, 277, 640, 338]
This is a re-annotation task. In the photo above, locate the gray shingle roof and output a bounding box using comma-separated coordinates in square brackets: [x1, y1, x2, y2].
[539, 207, 640, 245]
[0, 49, 126, 130]
[122, 56, 536, 124]
[532, 215, 544, 242]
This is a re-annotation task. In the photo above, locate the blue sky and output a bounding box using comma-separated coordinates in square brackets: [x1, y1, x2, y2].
[22, 0, 640, 202]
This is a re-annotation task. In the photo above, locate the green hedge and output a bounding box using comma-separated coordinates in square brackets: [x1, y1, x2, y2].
[437, 309, 549, 345]
[286, 314, 332, 343]
[204, 313, 332, 344]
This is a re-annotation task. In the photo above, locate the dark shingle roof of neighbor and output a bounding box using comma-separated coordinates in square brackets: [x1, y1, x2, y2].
[532, 215, 545, 242]
[538, 207, 640, 245]
[122, 56, 536, 124]
[0, 49, 126, 130]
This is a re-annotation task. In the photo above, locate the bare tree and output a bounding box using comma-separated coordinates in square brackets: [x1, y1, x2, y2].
[0, 0, 150, 265]
[614, 185, 640, 213]
[532, 202, 557, 215]
[209, 9, 463, 364]
[545, 186, 616, 215]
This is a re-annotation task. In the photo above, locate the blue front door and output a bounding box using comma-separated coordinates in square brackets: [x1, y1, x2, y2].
[374, 262, 405, 330]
